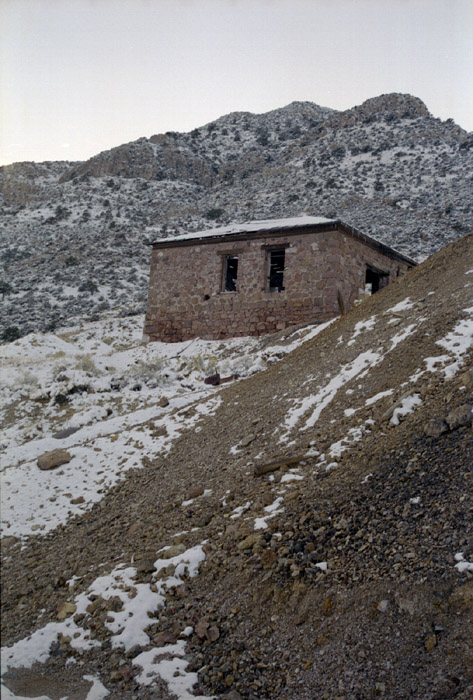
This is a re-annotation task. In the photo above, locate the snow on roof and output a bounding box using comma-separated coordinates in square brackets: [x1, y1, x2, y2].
[157, 216, 337, 244]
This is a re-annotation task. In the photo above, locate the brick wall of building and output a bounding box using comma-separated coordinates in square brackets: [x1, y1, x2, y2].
[144, 225, 412, 342]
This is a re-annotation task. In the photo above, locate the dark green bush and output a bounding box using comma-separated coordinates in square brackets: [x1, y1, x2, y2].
[206, 208, 225, 221]
[2, 326, 21, 342]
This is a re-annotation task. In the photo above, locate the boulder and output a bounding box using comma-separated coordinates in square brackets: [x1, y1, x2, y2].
[37, 449, 72, 471]
[446, 404, 472, 431]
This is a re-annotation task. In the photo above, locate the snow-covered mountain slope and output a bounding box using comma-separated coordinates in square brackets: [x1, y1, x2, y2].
[1, 93, 472, 338]
[1, 232, 472, 700]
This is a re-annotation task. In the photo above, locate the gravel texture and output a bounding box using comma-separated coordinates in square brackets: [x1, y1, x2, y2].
[1, 232, 473, 699]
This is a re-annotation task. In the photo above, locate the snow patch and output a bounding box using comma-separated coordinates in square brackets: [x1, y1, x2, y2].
[390, 394, 422, 425]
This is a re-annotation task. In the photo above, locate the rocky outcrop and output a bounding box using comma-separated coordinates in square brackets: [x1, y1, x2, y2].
[59, 137, 215, 186]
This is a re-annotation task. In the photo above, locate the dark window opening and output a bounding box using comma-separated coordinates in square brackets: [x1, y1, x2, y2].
[269, 249, 285, 292]
[365, 266, 389, 294]
[224, 255, 238, 292]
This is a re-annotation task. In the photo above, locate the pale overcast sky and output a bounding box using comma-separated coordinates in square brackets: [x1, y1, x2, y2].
[1, 0, 472, 166]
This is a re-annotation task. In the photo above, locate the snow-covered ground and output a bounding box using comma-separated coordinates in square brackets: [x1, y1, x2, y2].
[0, 314, 326, 540]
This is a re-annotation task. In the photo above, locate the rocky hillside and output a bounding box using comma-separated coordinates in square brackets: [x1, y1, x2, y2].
[1, 93, 472, 338]
[1, 232, 472, 699]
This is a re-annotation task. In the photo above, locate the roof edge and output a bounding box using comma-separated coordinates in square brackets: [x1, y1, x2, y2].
[149, 219, 417, 268]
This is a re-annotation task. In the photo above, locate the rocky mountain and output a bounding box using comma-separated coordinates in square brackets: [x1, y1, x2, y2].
[1, 231, 472, 699]
[1, 93, 472, 338]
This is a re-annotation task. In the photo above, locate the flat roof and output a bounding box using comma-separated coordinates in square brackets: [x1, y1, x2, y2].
[150, 216, 417, 267]
[154, 216, 336, 244]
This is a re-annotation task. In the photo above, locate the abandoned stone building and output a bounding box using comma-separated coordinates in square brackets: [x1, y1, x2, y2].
[144, 216, 416, 343]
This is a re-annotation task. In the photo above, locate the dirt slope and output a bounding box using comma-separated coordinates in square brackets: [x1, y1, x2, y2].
[2, 233, 473, 699]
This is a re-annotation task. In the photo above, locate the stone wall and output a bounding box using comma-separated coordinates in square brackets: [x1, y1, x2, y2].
[144, 225, 412, 342]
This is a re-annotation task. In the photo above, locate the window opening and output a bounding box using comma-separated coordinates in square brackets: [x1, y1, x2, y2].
[223, 255, 238, 292]
[365, 266, 388, 294]
[269, 249, 285, 292]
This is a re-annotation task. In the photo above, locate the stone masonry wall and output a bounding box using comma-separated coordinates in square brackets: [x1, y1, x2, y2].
[144, 226, 411, 342]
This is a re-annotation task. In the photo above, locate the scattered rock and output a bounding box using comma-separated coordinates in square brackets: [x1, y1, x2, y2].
[186, 485, 204, 499]
[240, 434, 256, 448]
[52, 426, 81, 439]
[57, 602, 77, 620]
[158, 396, 169, 407]
[254, 455, 308, 477]
[153, 631, 177, 646]
[1, 536, 18, 551]
[205, 625, 220, 642]
[321, 596, 334, 616]
[448, 582, 473, 612]
[37, 449, 72, 471]
[423, 419, 448, 437]
[458, 368, 473, 389]
[225, 691, 243, 700]
[446, 404, 472, 431]
[160, 543, 186, 560]
[424, 633, 437, 652]
[135, 559, 156, 573]
[70, 496, 85, 505]
[238, 533, 262, 550]
[261, 549, 277, 568]
[195, 619, 209, 639]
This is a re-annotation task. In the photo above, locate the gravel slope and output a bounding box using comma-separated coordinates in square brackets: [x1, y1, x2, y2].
[1, 232, 473, 699]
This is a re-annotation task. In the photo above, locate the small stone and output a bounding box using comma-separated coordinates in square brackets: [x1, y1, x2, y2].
[109, 670, 122, 682]
[186, 485, 204, 499]
[334, 517, 349, 530]
[261, 549, 276, 568]
[226, 691, 243, 700]
[321, 596, 334, 616]
[424, 633, 437, 651]
[136, 559, 156, 573]
[57, 602, 77, 620]
[448, 582, 473, 612]
[126, 645, 143, 659]
[153, 631, 177, 645]
[160, 544, 186, 560]
[446, 404, 472, 431]
[205, 625, 220, 642]
[459, 368, 473, 389]
[158, 396, 169, 407]
[128, 522, 141, 535]
[37, 449, 72, 471]
[240, 434, 256, 448]
[70, 496, 85, 505]
[195, 619, 209, 639]
[238, 534, 262, 550]
[423, 419, 448, 437]
[53, 426, 80, 439]
[120, 666, 133, 682]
